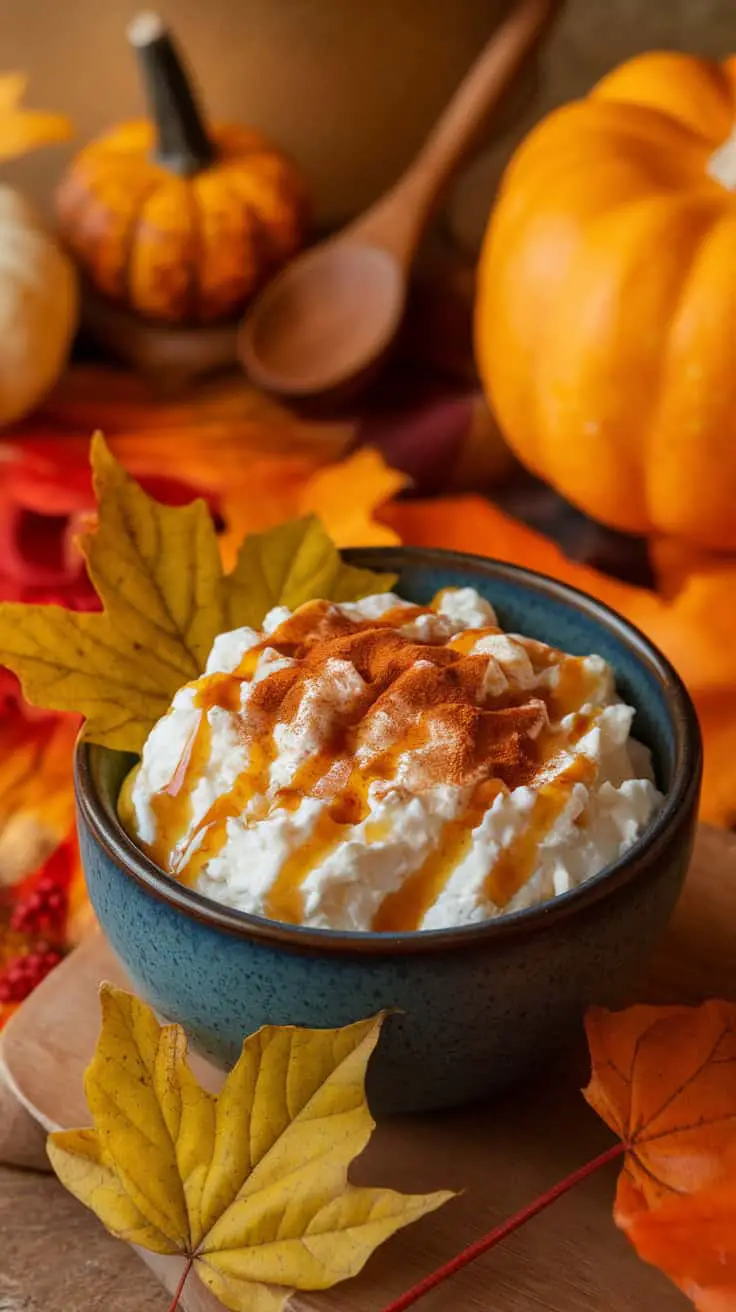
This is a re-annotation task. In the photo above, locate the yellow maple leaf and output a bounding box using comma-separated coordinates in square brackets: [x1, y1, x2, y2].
[48, 987, 452, 1312]
[225, 513, 398, 630]
[0, 435, 396, 752]
[0, 72, 72, 161]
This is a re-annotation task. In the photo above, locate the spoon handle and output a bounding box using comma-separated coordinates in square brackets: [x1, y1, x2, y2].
[351, 0, 559, 261]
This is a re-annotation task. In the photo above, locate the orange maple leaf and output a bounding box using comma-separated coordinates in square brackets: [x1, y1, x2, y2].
[0, 710, 78, 888]
[584, 1002, 736, 1311]
[694, 693, 736, 829]
[220, 447, 408, 568]
[616, 1172, 736, 1312]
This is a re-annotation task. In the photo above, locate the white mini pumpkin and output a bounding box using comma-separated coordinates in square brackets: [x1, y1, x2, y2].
[0, 187, 78, 425]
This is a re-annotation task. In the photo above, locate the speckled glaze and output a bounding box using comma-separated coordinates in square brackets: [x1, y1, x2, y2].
[75, 548, 702, 1114]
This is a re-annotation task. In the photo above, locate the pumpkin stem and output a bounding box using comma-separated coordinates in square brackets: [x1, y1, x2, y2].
[128, 12, 214, 175]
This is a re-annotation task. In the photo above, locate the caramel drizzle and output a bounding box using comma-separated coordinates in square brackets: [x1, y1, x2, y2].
[373, 779, 505, 932]
[266, 804, 350, 924]
[447, 625, 501, 654]
[146, 672, 271, 882]
[140, 597, 604, 929]
[175, 735, 275, 886]
[265, 725, 429, 924]
[148, 713, 212, 872]
[484, 754, 597, 907]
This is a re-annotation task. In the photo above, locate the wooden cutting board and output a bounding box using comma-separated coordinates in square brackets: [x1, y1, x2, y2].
[2, 821, 735, 1312]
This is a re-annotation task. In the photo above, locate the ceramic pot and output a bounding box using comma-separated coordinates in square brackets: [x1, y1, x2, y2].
[75, 548, 701, 1114]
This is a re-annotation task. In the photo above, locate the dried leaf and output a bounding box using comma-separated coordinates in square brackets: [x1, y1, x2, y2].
[617, 1170, 736, 1312]
[0, 72, 72, 161]
[22, 365, 352, 461]
[0, 438, 395, 752]
[48, 986, 452, 1312]
[585, 1002, 736, 1205]
[295, 448, 407, 547]
[584, 1002, 736, 1309]
[219, 447, 405, 570]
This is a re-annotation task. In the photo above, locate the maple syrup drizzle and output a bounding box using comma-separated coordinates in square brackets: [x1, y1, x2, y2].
[149, 711, 213, 871]
[177, 721, 286, 886]
[447, 626, 502, 654]
[484, 754, 597, 907]
[568, 710, 597, 744]
[263, 731, 425, 923]
[373, 779, 506, 932]
[275, 744, 351, 811]
[265, 804, 347, 923]
[373, 604, 433, 628]
[148, 672, 261, 881]
[549, 656, 596, 720]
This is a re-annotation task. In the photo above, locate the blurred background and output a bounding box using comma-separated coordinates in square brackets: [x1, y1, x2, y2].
[3, 0, 734, 250]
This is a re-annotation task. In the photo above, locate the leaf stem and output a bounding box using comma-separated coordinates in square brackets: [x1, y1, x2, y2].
[166, 1258, 193, 1312]
[379, 1140, 626, 1312]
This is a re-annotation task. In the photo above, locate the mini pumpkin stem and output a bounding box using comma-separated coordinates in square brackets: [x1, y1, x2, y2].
[128, 11, 214, 175]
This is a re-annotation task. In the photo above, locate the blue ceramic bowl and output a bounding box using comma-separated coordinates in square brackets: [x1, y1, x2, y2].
[75, 547, 701, 1114]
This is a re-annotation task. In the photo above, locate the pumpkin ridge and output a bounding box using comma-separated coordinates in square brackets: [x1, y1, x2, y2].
[216, 168, 264, 299]
[216, 168, 277, 289]
[120, 180, 165, 311]
[530, 192, 723, 536]
[646, 209, 736, 543]
[592, 51, 736, 143]
[639, 201, 729, 531]
[497, 100, 712, 200]
[184, 182, 204, 323]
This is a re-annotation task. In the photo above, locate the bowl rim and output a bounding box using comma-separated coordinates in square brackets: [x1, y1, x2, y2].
[75, 544, 702, 957]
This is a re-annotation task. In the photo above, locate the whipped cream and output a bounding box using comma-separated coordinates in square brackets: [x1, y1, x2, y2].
[122, 588, 662, 932]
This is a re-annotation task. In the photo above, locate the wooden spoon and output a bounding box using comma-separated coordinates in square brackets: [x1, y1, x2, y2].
[239, 0, 556, 407]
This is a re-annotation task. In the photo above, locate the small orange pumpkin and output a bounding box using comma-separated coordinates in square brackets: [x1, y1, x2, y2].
[55, 15, 308, 326]
[475, 51, 736, 550]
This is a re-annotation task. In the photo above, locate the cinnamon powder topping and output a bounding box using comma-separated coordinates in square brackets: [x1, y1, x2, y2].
[144, 598, 597, 929]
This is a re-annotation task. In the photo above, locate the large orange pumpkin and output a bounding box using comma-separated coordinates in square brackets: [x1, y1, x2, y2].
[475, 52, 736, 550]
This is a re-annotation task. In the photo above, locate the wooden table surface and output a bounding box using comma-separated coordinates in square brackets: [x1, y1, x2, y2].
[2, 822, 735, 1312]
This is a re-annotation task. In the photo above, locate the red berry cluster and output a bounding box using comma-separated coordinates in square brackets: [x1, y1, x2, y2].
[0, 841, 73, 1011]
[0, 942, 63, 1004]
[10, 865, 69, 936]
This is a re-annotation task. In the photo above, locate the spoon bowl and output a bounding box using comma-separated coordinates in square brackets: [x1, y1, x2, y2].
[239, 243, 405, 402]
